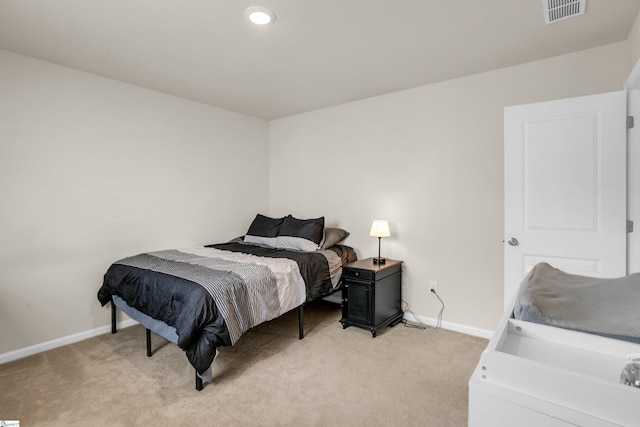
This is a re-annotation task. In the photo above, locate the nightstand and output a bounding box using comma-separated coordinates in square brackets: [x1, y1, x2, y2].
[340, 258, 403, 337]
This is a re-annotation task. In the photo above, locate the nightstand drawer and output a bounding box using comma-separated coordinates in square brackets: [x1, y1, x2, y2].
[342, 258, 402, 282]
[342, 268, 374, 281]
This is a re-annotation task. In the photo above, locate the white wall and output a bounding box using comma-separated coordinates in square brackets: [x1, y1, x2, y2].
[1, 36, 636, 359]
[0, 49, 270, 354]
[269, 42, 630, 333]
[628, 9, 640, 68]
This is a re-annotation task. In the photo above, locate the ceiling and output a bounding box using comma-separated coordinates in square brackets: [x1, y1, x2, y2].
[1, 0, 639, 120]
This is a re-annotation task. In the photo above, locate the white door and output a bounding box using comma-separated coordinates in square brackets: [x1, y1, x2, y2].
[504, 91, 627, 309]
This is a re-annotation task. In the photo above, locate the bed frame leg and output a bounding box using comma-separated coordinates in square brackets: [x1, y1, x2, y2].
[146, 328, 152, 357]
[111, 298, 117, 334]
[298, 304, 304, 340]
[195, 371, 203, 391]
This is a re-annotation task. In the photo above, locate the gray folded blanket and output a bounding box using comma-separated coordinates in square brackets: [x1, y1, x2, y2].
[513, 263, 640, 343]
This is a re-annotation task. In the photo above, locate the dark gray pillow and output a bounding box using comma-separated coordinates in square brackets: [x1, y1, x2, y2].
[244, 214, 285, 247]
[275, 215, 324, 252]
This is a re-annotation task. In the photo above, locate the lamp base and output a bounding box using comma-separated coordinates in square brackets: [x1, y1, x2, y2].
[372, 257, 386, 265]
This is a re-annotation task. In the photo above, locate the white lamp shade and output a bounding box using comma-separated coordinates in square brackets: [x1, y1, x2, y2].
[369, 220, 391, 238]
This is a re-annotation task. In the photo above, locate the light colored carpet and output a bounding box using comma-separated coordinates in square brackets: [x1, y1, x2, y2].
[0, 302, 487, 426]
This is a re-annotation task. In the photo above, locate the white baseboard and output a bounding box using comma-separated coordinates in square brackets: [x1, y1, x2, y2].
[404, 312, 494, 340]
[0, 319, 138, 365]
[1, 313, 492, 365]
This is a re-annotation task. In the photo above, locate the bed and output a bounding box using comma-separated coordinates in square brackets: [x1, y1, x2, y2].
[469, 263, 640, 426]
[97, 214, 356, 390]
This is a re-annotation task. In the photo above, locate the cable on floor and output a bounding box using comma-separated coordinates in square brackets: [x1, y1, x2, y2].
[401, 288, 445, 330]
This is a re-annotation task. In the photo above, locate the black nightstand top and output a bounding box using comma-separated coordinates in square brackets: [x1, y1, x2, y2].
[344, 257, 402, 272]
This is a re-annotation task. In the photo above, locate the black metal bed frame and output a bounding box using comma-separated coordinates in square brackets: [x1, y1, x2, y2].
[110, 298, 307, 391]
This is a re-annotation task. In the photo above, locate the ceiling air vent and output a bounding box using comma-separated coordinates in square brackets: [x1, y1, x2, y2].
[543, 0, 586, 25]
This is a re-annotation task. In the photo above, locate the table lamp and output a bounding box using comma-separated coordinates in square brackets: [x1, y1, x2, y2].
[369, 220, 390, 265]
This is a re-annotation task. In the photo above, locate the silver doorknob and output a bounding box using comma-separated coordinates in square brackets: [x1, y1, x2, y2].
[507, 237, 519, 246]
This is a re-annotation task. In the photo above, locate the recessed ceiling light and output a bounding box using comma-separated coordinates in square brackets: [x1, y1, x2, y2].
[245, 6, 276, 25]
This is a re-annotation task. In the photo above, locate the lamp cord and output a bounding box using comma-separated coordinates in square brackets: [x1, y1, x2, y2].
[401, 290, 445, 330]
